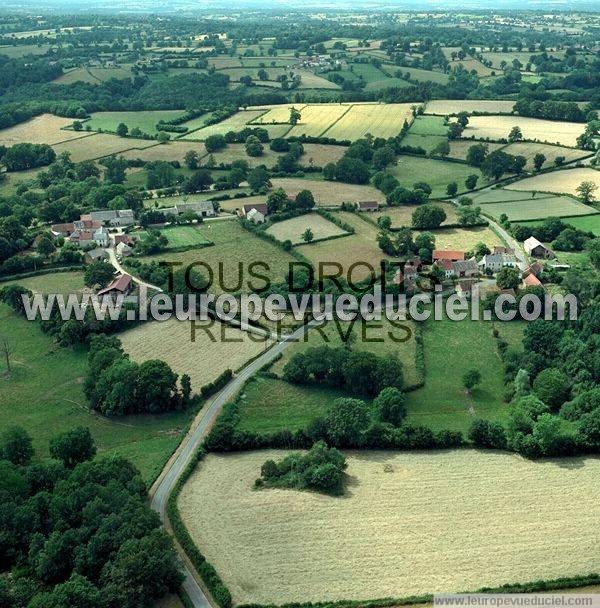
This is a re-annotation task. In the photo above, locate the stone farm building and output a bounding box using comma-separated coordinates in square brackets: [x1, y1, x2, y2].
[524, 237, 555, 259]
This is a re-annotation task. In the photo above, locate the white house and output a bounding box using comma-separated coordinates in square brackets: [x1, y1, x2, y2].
[246, 208, 265, 224]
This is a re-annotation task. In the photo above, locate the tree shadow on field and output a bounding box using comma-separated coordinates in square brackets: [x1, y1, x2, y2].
[547, 456, 589, 470]
[341, 472, 360, 499]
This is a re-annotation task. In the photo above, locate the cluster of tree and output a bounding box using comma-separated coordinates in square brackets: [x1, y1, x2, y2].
[378, 227, 435, 261]
[466, 144, 527, 179]
[266, 187, 315, 215]
[513, 97, 588, 123]
[282, 344, 403, 397]
[84, 334, 192, 416]
[0, 425, 183, 607]
[0, 143, 56, 172]
[134, 229, 169, 255]
[512, 217, 595, 252]
[256, 441, 347, 495]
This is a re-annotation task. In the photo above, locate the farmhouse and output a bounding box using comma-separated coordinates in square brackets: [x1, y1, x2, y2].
[114, 234, 135, 247]
[83, 209, 135, 227]
[524, 236, 554, 259]
[433, 250, 465, 263]
[358, 201, 380, 212]
[246, 208, 266, 224]
[493, 246, 515, 255]
[51, 219, 102, 238]
[522, 272, 543, 288]
[97, 274, 133, 300]
[241, 203, 269, 217]
[68, 227, 109, 248]
[452, 259, 478, 278]
[116, 242, 133, 257]
[478, 252, 517, 273]
[169, 201, 216, 217]
[435, 258, 455, 278]
[84, 248, 109, 264]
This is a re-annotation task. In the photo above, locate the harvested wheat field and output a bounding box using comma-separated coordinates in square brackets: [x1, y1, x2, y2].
[447, 139, 505, 160]
[463, 116, 586, 147]
[323, 103, 413, 140]
[178, 449, 600, 605]
[270, 177, 385, 206]
[120, 141, 206, 163]
[500, 142, 589, 170]
[505, 168, 600, 197]
[425, 100, 515, 115]
[423, 226, 503, 251]
[266, 213, 349, 244]
[287, 104, 349, 138]
[52, 133, 156, 162]
[120, 318, 272, 393]
[0, 114, 88, 147]
[372, 202, 458, 227]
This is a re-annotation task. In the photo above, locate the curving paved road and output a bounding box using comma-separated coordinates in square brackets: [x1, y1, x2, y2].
[149, 319, 322, 606]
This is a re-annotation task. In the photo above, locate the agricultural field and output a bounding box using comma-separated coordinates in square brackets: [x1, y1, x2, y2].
[478, 195, 596, 222]
[182, 109, 268, 139]
[447, 139, 505, 160]
[405, 315, 523, 431]
[266, 213, 349, 244]
[85, 110, 184, 136]
[504, 167, 600, 197]
[0, 304, 192, 482]
[296, 211, 384, 281]
[52, 133, 156, 162]
[0, 114, 87, 147]
[463, 115, 586, 147]
[269, 177, 385, 206]
[287, 104, 349, 138]
[500, 142, 589, 169]
[222, 67, 339, 89]
[178, 448, 600, 605]
[401, 115, 448, 152]
[0, 167, 46, 196]
[424, 99, 516, 115]
[139, 220, 297, 294]
[0, 44, 51, 58]
[389, 156, 486, 198]
[518, 214, 600, 237]
[392, 66, 450, 84]
[372, 202, 459, 227]
[120, 140, 206, 163]
[120, 318, 271, 393]
[133, 225, 212, 249]
[421, 226, 503, 251]
[54, 65, 133, 84]
[323, 103, 414, 140]
[1, 271, 87, 295]
[447, 58, 494, 76]
[481, 50, 564, 68]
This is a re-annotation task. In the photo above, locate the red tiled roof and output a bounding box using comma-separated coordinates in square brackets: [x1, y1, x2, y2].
[97, 274, 132, 296]
[523, 273, 542, 287]
[433, 250, 465, 261]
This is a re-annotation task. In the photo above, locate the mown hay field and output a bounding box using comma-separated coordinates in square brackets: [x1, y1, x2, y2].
[390, 156, 486, 198]
[425, 99, 516, 115]
[266, 213, 349, 244]
[421, 226, 503, 251]
[0, 304, 191, 483]
[296, 211, 384, 281]
[134, 225, 212, 248]
[323, 103, 414, 140]
[372, 202, 458, 227]
[0, 114, 87, 147]
[269, 177, 385, 206]
[120, 318, 271, 393]
[120, 140, 206, 163]
[86, 110, 184, 135]
[463, 115, 586, 147]
[140, 220, 297, 294]
[480, 196, 597, 222]
[448, 139, 505, 160]
[179, 449, 600, 605]
[505, 167, 600, 196]
[182, 110, 267, 140]
[500, 142, 589, 169]
[2, 271, 87, 295]
[287, 105, 349, 138]
[52, 133, 156, 161]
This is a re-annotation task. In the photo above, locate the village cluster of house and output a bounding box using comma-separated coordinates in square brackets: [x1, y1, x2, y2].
[50, 210, 135, 248]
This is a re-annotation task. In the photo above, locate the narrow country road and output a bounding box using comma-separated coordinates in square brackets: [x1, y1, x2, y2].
[104, 246, 164, 292]
[149, 319, 323, 607]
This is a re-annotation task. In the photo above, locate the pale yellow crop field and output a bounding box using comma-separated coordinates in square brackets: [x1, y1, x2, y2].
[287, 104, 350, 137]
[266, 213, 349, 244]
[323, 103, 414, 140]
[52, 133, 156, 162]
[463, 115, 586, 147]
[425, 100, 516, 115]
[0, 114, 87, 147]
[269, 177, 385, 206]
[495, 142, 588, 169]
[179, 449, 600, 605]
[505, 167, 600, 196]
[120, 318, 272, 393]
[182, 110, 267, 140]
[422, 226, 503, 251]
[252, 104, 307, 124]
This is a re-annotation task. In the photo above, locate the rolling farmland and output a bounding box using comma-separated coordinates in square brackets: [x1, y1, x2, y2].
[266, 213, 349, 244]
[504, 168, 600, 196]
[425, 99, 516, 115]
[269, 177, 385, 206]
[179, 449, 600, 605]
[0, 114, 88, 147]
[323, 103, 413, 139]
[85, 110, 184, 135]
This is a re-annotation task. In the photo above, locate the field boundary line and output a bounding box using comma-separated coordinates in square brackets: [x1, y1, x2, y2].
[318, 104, 354, 138]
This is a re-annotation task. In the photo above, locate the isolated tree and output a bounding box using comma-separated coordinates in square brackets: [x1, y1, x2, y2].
[446, 182, 458, 197]
[0, 426, 33, 465]
[49, 427, 97, 468]
[302, 227, 314, 243]
[204, 134, 226, 153]
[116, 122, 128, 137]
[184, 150, 199, 170]
[447, 122, 464, 140]
[295, 189, 315, 210]
[576, 180, 598, 203]
[465, 174, 479, 190]
[289, 107, 302, 125]
[496, 267, 520, 290]
[533, 152, 546, 171]
[245, 135, 264, 157]
[378, 215, 392, 230]
[324, 397, 370, 446]
[462, 369, 481, 395]
[0, 335, 14, 375]
[431, 140, 450, 158]
[466, 143, 488, 167]
[456, 111, 469, 128]
[508, 125, 523, 142]
[247, 166, 270, 191]
[412, 204, 447, 229]
[374, 387, 406, 426]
